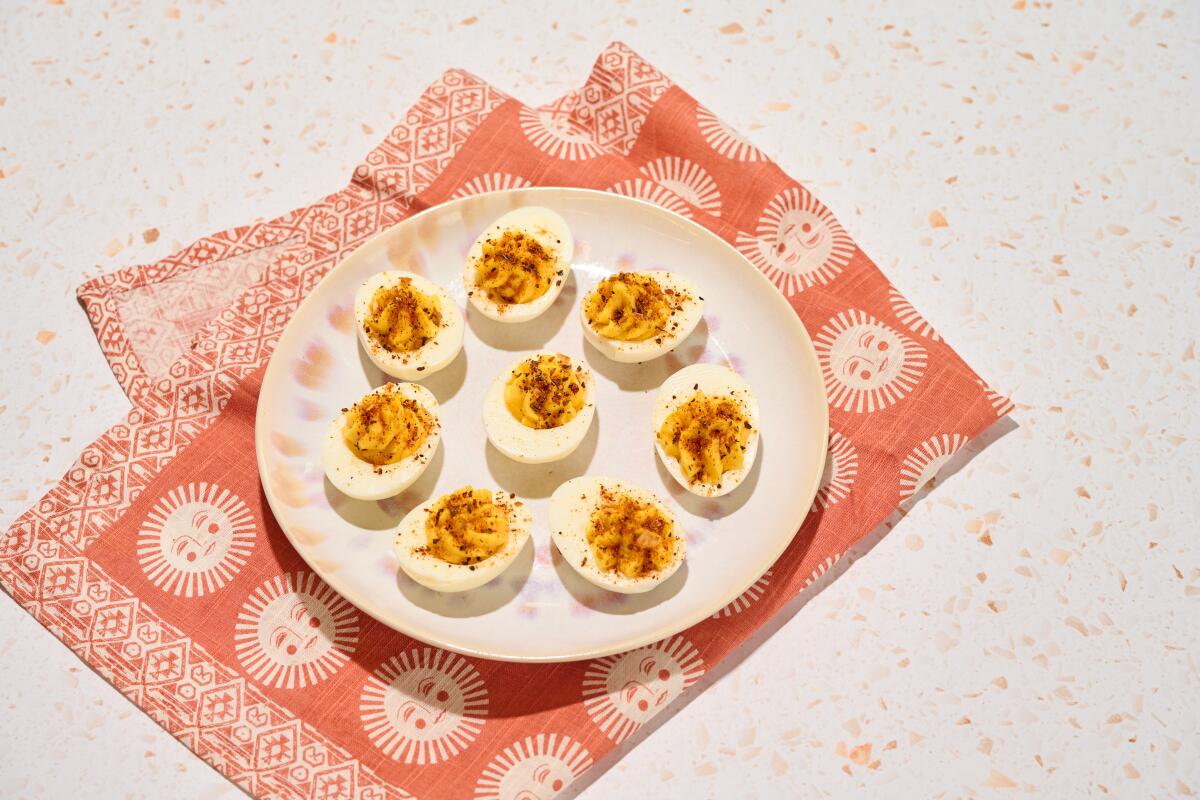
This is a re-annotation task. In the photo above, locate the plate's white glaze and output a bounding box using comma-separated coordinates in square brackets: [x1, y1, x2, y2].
[255, 188, 828, 662]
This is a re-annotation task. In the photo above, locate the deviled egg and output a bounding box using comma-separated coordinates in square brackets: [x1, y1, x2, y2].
[463, 206, 573, 323]
[580, 271, 704, 363]
[483, 351, 595, 464]
[550, 477, 685, 594]
[394, 486, 532, 592]
[653, 363, 760, 498]
[322, 382, 441, 501]
[355, 270, 464, 380]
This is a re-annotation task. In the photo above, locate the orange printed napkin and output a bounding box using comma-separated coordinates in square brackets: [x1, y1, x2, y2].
[3, 42, 1010, 799]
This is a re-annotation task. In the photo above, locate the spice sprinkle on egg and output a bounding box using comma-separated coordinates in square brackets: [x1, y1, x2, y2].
[354, 270, 464, 381]
[464, 207, 574, 323]
[483, 351, 596, 464]
[580, 270, 704, 363]
[550, 477, 686, 594]
[653, 363, 761, 497]
[322, 382, 441, 501]
[394, 486, 532, 593]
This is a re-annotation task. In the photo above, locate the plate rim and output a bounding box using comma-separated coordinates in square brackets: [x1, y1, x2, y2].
[255, 186, 830, 662]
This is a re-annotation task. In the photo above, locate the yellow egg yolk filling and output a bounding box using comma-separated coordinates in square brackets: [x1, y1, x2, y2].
[364, 278, 442, 353]
[585, 272, 683, 342]
[657, 391, 751, 486]
[504, 354, 586, 429]
[474, 229, 558, 306]
[425, 487, 510, 565]
[342, 390, 434, 467]
[586, 492, 676, 579]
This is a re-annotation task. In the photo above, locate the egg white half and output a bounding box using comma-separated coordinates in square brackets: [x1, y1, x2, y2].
[550, 476, 686, 594]
[394, 489, 532, 592]
[483, 352, 595, 464]
[652, 363, 760, 498]
[355, 270, 464, 380]
[464, 206, 574, 323]
[580, 270, 704, 363]
[322, 382, 441, 501]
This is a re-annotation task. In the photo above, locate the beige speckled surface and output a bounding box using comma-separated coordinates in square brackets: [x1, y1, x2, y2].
[2, 2, 1198, 798]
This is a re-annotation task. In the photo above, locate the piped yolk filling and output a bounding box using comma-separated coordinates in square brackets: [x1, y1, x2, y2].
[657, 392, 751, 485]
[504, 354, 586, 429]
[364, 278, 442, 353]
[585, 272, 682, 342]
[586, 492, 675, 579]
[342, 391, 433, 467]
[425, 487, 510, 565]
[474, 229, 557, 306]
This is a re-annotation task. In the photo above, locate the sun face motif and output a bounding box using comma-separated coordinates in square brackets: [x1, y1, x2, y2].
[899, 433, 968, 500]
[735, 188, 855, 296]
[233, 571, 359, 689]
[814, 309, 927, 413]
[712, 569, 772, 618]
[638, 157, 722, 217]
[582, 636, 704, 743]
[137, 482, 256, 597]
[695, 105, 766, 162]
[978, 379, 1015, 417]
[519, 105, 603, 161]
[473, 733, 592, 800]
[451, 173, 534, 199]
[888, 287, 942, 342]
[606, 178, 694, 219]
[804, 554, 841, 588]
[360, 648, 488, 765]
[812, 431, 859, 511]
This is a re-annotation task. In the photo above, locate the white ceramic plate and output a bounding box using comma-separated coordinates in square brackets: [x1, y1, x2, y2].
[255, 188, 828, 662]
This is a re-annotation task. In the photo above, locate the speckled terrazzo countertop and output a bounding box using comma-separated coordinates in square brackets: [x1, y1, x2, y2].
[2, 2, 1197, 798]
